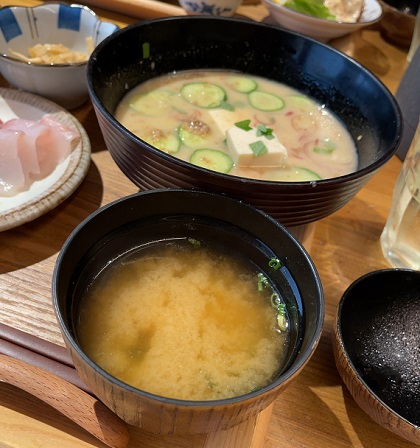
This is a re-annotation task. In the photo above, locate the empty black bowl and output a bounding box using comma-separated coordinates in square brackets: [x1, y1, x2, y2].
[333, 269, 420, 445]
[87, 16, 402, 228]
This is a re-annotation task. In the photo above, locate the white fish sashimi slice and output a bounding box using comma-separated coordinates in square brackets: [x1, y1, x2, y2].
[0, 95, 19, 122]
[2, 117, 76, 183]
[2, 119, 42, 179]
[0, 130, 26, 196]
[40, 115, 80, 161]
[0, 94, 80, 198]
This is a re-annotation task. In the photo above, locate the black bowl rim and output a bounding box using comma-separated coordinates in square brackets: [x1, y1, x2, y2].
[336, 268, 420, 428]
[53, 188, 325, 407]
[87, 15, 402, 189]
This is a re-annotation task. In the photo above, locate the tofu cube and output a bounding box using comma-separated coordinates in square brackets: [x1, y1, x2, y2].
[226, 126, 288, 167]
[208, 108, 251, 135]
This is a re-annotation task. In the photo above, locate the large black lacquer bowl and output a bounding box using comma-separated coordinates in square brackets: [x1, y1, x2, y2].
[87, 16, 402, 228]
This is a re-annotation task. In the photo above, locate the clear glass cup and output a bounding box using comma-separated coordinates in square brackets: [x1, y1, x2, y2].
[380, 118, 420, 270]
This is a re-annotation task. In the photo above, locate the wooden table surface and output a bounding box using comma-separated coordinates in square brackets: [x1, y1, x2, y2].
[0, 1, 416, 447]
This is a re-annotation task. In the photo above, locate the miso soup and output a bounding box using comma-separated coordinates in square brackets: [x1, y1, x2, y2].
[115, 70, 358, 181]
[76, 240, 290, 401]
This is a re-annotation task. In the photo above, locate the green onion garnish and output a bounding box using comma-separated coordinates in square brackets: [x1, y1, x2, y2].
[277, 304, 288, 332]
[271, 294, 288, 332]
[187, 238, 201, 249]
[220, 101, 235, 111]
[257, 272, 269, 291]
[259, 259, 288, 332]
[268, 258, 281, 270]
[250, 141, 268, 157]
[256, 124, 275, 140]
[235, 119, 252, 131]
[270, 293, 281, 308]
[142, 42, 150, 59]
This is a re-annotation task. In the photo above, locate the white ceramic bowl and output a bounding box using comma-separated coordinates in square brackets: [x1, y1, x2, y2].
[262, 0, 382, 42]
[178, 0, 243, 17]
[0, 2, 118, 109]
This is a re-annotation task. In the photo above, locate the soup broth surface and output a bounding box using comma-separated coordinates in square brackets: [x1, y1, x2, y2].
[115, 70, 358, 181]
[77, 241, 289, 401]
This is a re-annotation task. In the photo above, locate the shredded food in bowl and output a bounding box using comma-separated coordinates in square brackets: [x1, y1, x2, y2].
[9, 37, 94, 64]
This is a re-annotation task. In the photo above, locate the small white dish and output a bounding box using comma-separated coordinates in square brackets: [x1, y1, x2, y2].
[0, 88, 91, 232]
[262, 0, 382, 42]
[0, 2, 118, 109]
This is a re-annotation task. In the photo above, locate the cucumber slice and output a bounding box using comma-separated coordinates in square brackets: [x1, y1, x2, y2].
[228, 76, 258, 93]
[285, 95, 319, 116]
[285, 95, 312, 107]
[178, 120, 211, 149]
[267, 166, 322, 181]
[190, 149, 233, 173]
[129, 90, 172, 116]
[181, 83, 226, 108]
[144, 131, 180, 154]
[249, 91, 285, 112]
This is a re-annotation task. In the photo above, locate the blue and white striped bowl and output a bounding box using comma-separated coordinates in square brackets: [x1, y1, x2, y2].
[0, 2, 118, 109]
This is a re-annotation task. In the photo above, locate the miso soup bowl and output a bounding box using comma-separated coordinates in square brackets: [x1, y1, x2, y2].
[87, 16, 402, 230]
[52, 189, 324, 434]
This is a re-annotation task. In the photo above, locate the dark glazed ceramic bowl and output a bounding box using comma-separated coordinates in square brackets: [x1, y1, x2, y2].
[333, 269, 420, 445]
[53, 189, 324, 434]
[379, 0, 419, 47]
[87, 16, 402, 229]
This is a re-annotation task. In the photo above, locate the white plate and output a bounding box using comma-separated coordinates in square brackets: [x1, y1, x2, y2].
[262, 0, 383, 42]
[0, 88, 91, 231]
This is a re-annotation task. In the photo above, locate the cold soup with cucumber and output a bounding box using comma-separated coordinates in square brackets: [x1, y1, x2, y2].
[115, 70, 358, 181]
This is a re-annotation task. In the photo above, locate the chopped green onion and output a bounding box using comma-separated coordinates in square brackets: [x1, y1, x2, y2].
[142, 42, 150, 59]
[277, 313, 288, 332]
[220, 101, 235, 111]
[259, 259, 289, 332]
[270, 293, 281, 309]
[271, 295, 288, 332]
[277, 303, 288, 331]
[257, 272, 269, 291]
[278, 303, 286, 316]
[250, 140, 268, 157]
[187, 238, 201, 249]
[256, 124, 275, 140]
[268, 258, 281, 270]
[235, 119, 252, 131]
